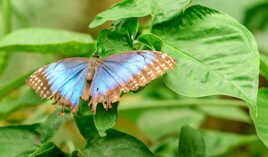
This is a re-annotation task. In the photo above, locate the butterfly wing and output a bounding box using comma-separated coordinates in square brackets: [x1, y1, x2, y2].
[89, 50, 176, 113]
[27, 58, 90, 110]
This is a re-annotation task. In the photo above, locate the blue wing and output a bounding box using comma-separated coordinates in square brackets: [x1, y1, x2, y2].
[27, 58, 90, 109]
[89, 50, 176, 113]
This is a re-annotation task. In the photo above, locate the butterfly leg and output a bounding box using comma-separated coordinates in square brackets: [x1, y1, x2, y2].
[53, 92, 61, 105]
[58, 104, 65, 116]
[92, 102, 97, 114]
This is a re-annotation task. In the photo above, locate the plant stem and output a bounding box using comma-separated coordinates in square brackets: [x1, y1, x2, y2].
[0, 0, 12, 75]
[2, 0, 12, 35]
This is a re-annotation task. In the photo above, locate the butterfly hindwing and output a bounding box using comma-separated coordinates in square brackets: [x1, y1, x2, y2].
[27, 58, 90, 109]
[89, 50, 176, 113]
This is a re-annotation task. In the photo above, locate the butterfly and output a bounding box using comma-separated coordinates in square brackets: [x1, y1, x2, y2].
[27, 50, 176, 114]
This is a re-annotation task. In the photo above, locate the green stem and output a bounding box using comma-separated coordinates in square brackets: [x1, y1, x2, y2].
[119, 98, 248, 111]
[2, 0, 12, 35]
[0, 0, 12, 75]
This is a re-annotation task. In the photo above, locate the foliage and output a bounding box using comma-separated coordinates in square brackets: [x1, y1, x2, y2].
[0, 0, 267, 156]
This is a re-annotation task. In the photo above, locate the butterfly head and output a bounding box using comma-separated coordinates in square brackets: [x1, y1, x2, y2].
[93, 54, 100, 59]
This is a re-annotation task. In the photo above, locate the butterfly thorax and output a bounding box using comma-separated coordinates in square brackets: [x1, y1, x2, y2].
[86, 57, 102, 81]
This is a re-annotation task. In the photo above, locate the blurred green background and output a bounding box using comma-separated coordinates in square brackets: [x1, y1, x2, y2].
[0, 0, 268, 157]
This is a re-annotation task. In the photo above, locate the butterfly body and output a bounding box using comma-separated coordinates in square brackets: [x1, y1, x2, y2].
[27, 51, 176, 114]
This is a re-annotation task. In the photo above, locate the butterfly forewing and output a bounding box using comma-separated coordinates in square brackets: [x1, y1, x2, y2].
[27, 58, 90, 110]
[88, 51, 176, 113]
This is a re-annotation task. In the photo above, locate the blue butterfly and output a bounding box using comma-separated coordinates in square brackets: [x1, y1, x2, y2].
[27, 50, 176, 114]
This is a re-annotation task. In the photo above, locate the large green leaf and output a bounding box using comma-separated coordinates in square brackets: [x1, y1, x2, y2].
[250, 88, 268, 147]
[243, 1, 268, 53]
[260, 54, 268, 80]
[198, 105, 250, 123]
[94, 103, 118, 137]
[29, 142, 68, 157]
[243, 1, 268, 32]
[74, 101, 99, 141]
[0, 89, 44, 119]
[153, 130, 257, 157]
[196, 0, 256, 22]
[97, 29, 133, 57]
[119, 98, 247, 111]
[0, 65, 34, 100]
[96, 18, 138, 57]
[82, 129, 154, 157]
[38, 109, 70, 143]
[0, 28, 96, 56]
[202, 130, 257, 156]
[152, 137, 178, 157]
[137, 108, 204, 140]
[179, 126, 206, 157]
[139, 5, 259, 108]
[0, 124, 40, 157]
[112, 18, 139, 43]
[89, 0, 191, 28]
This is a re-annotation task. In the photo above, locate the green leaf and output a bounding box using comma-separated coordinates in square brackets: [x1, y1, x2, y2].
[152, 137, 178, 157]
[96, 29, 133, 57]
[202, 130, 257, 156]
[256, 29, 268, 53]
[29, 142, 67, 157]
[119, 98, 247, 111]
[243, 1, 268, 53]
[260, 54, 268, 80]
[0, 28, 96, 56]
[74, 101, 99, 141]
[250, 88, 268, 147]
[70, 151, 79, 157]
[137, 108, 204, 140]
[38, 109, 70, 143]
[0, 70, 33, 99]
[153, 130, 257, 157]
[82, 129, 154, 157]
[89, 0, 191, 28]
[139, 5, 259, 108]
[112, 17, 139, 42]
[138, 33, 163, 51]
[96, 17, 139, 57]
[94, 103, 118, 137]
[179, 126, 206, 157]
[0, 89, 44, 119]
[151, 0, 192, 24]
[198, 105, 250, 123]
[243, 1, 268, 31]
[0, 124, 40, 157]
